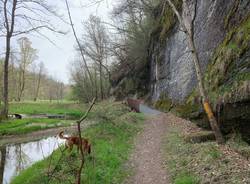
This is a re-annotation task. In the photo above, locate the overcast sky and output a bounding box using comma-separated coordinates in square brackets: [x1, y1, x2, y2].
[0, 0, 115, 84]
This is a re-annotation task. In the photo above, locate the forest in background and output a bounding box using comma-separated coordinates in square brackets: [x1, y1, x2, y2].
[0, 37, 66, 102]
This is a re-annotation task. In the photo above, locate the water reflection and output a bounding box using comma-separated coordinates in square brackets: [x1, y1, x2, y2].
[0, 136, 65, 184]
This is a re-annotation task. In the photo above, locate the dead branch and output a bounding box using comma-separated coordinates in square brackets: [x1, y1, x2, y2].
[65, 0, 94, 89]
[76, 97, 96, 184]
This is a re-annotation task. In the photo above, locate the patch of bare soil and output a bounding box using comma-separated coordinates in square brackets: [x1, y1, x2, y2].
[126, 114, 169, 184]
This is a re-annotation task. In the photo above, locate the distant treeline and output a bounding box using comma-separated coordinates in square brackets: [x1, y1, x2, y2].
[0, 37, 68, 102]
[0, 59, 67, 102]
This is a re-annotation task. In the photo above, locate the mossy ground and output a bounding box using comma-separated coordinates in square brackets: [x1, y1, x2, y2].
[11, 102, 144, 184]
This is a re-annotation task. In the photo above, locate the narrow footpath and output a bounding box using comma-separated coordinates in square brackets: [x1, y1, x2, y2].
[126, 103, 169, 184]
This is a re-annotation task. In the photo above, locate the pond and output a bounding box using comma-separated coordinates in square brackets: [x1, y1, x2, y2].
[0, 136, 65, 184]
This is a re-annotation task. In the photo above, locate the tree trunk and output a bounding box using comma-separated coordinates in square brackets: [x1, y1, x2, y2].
[0, 146, 6, 184]
[165, 0, 224, 144]
[19, 69, 25, 101]
[17, 66, 26, 102]
[186, 34, 225, 144]
[1, 0, 17, 118]
[99, 63, 104, 100]
[65, 0, 94, 97]
[1, 35, 11, 118]
[94, 67, 98, 99]
[34, 73, 42, 101]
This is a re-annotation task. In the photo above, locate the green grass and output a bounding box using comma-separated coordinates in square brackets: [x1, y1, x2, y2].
[0, 101, 137, 137]
[0, 102, 85, 136]
[0, 118, 74, 136]
[9, 101, 84, 118]
[11, 103, 144, 184]
[174, 172, 199, 184]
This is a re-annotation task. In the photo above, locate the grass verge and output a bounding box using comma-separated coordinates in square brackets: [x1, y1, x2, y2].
[164, 123, 250, 184]
[11, 102, 144, 184]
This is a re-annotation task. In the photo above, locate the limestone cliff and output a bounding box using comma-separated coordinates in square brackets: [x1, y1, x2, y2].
[150, 0, 250, 102]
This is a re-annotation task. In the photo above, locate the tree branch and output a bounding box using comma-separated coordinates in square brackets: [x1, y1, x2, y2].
[76, 97, 96, 184]
[65, 0, 94, 89]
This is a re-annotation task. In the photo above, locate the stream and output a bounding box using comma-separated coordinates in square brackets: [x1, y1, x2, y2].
[0, 136, 65, 184]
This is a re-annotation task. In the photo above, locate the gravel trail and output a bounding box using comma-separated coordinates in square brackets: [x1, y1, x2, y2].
[127, 113, 169, 184]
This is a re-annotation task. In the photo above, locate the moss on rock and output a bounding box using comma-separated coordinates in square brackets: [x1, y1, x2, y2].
[204, 15, 250, 104]
[154, 97, 173, 112]
[151, 0, 182, 43]
[172, 103, 200, 119]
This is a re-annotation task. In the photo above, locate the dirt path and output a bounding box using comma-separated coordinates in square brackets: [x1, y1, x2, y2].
[127, 113, 169, 184]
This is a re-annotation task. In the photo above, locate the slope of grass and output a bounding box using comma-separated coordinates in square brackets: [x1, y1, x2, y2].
[11, 102, 144, 184]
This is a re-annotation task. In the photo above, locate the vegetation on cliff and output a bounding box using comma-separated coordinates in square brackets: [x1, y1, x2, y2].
[110, 0, 182, 99]
[204, 15, 250, 104]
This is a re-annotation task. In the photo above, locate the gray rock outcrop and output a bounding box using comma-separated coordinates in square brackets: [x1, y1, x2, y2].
[150, 0, 250, 102]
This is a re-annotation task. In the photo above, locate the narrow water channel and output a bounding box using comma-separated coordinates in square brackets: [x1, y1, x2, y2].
[0, 136, 65, 184]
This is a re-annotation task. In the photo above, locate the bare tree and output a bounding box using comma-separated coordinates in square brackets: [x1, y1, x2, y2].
[0, 59, 4, 104]
[8, 50, 18, 101]
[107, 0, 154, 98]
[70, 57, 95, 102]
[165, 0, 224, 144]
[33, 61, 44, 101]
[0, 0, 65, 118]
[16, 37, 37, 101]
[65, 0, 94, 98]
[83, 15, 110, 100]
[76, 97, 96, 184]
[0, 0, 17, 118]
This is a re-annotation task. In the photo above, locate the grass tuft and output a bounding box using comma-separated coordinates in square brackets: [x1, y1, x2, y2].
[174, 172, 200, 184]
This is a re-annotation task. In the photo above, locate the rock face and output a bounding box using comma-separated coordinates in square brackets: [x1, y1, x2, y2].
[150, 0, 250, 102]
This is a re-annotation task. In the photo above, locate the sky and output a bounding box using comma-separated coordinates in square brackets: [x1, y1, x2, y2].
[0, 0, 115, 84]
